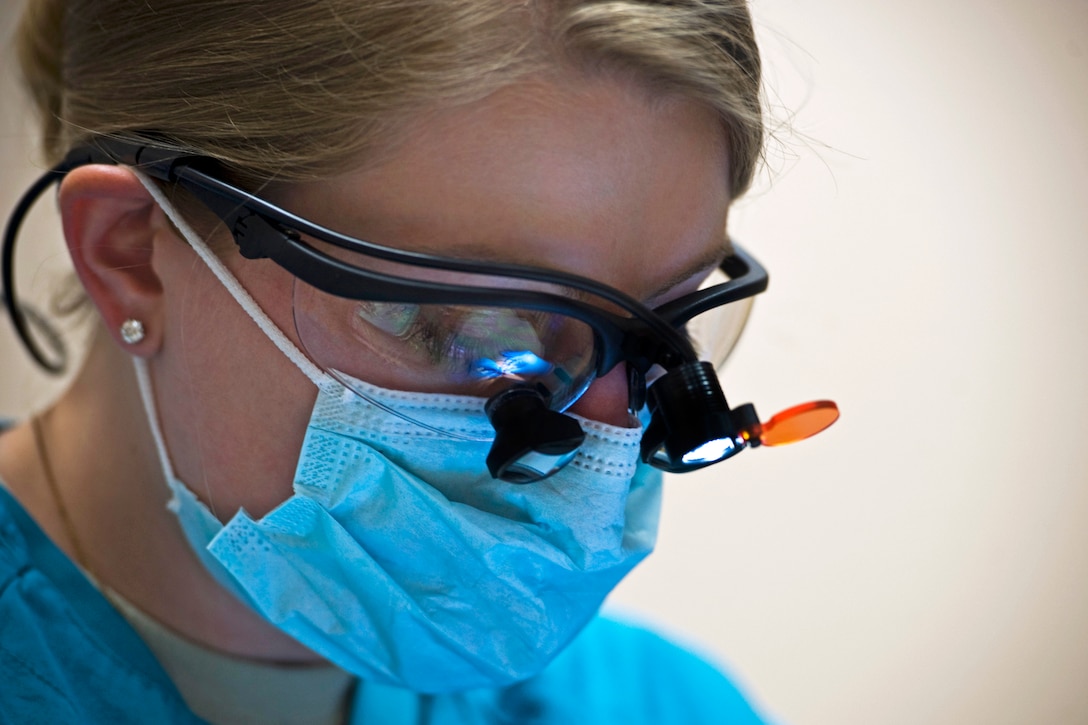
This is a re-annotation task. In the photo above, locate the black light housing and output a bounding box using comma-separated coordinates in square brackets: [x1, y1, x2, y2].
[640, 361, 758, 472]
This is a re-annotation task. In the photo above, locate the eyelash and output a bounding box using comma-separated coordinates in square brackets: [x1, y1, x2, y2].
[372, 307, 547, 371]
[400, 315, 456, 366]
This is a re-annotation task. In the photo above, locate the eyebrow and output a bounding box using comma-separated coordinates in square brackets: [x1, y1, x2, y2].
[643, 236, 733, 304]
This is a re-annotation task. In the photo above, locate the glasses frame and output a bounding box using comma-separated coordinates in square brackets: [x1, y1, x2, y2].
[4, 137, 769, 381]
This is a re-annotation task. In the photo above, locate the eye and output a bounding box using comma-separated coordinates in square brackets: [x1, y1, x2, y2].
[355, 301, 419, 336]
[353, 303, 554, 372]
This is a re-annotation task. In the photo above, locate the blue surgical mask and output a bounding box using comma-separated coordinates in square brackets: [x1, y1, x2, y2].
[133, 171, 662, 693]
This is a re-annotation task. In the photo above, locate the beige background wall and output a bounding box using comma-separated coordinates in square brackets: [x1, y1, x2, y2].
[2, 1, 1086, 723]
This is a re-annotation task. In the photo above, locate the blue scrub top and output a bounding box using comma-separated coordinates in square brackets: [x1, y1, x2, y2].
[0, 485, 771, 724]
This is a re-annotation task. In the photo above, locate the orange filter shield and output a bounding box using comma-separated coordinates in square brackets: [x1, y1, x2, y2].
[759, 400, 840, 447]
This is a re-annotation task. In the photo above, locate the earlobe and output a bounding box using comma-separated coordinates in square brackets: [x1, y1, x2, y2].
[59, 165, 171, 355]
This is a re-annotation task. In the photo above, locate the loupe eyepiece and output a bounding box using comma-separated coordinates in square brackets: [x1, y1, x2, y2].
[484, 385, 586, 483]
[640, 361, 751, 471]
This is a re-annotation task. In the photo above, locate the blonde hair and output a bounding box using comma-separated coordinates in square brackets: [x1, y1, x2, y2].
[15, 0, 762, 197]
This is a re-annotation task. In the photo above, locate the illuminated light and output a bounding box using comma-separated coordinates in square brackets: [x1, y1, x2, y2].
[474, 350, 553, 380]
[760, 400, 839, 447]
[681, 437, 737, 465]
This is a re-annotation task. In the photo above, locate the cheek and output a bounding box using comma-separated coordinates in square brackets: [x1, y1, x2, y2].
[169, 253, 296, 379]
[223, 254, 303, 349]
[158, 245, 318, 518]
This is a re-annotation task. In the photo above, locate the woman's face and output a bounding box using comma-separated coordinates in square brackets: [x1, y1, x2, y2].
[160, 72, 732, 516]
[281, 73, 732, 418]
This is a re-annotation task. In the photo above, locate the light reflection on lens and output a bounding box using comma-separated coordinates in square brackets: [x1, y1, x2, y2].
[473, 350, 553, 380]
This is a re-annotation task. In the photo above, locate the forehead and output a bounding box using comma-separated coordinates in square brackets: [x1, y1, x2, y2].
[276, 73, 732, 300]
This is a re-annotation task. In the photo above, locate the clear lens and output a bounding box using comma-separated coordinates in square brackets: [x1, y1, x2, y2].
[678, 265, 754, 371]
[290, 236, 755, 437]
[296, 290, 596, 398]
[291, 238, 599, 434]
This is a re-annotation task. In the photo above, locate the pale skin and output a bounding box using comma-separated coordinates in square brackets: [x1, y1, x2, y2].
[0, 72, 731, 664]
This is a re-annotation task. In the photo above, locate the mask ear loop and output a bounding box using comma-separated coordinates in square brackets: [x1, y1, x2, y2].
[131, 169, 332, 393]
[131, 356, 188, 511]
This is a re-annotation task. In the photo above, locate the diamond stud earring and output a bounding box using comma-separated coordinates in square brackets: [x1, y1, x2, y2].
[120, 318, 145, 344]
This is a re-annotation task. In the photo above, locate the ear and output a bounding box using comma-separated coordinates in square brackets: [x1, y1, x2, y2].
[59, 165, 175, 355]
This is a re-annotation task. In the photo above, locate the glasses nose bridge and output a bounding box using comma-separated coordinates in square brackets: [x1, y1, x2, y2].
[564, 365, 639, 429]
[580, 304, 699, 416]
